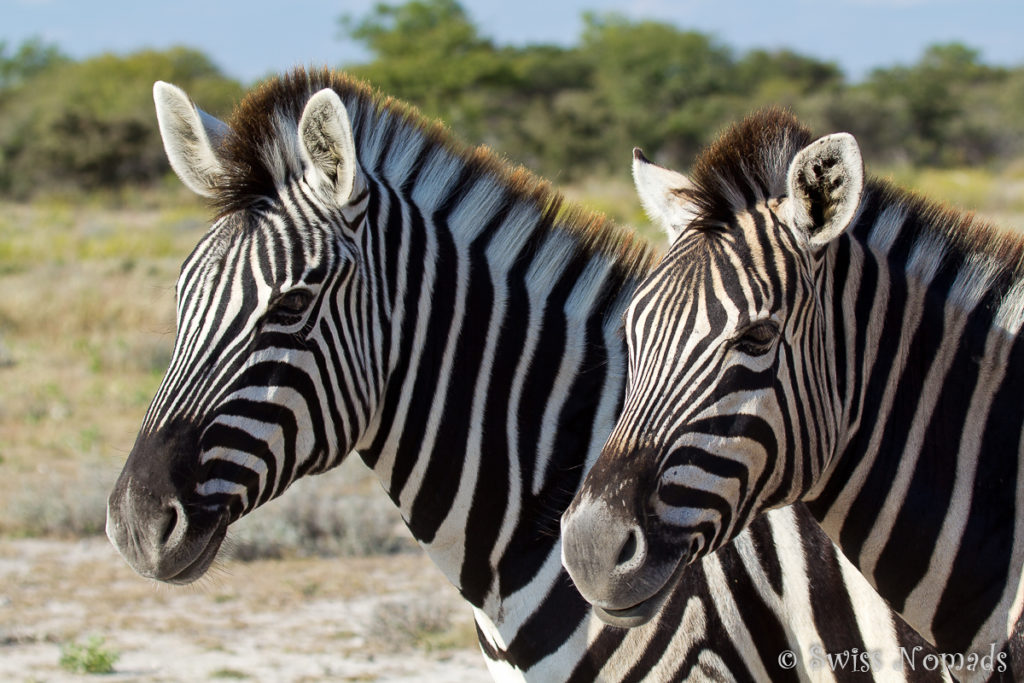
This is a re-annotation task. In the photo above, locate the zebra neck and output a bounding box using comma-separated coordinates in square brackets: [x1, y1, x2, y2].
[805, 184, 1024, 654]
[353, 157, 644, 623]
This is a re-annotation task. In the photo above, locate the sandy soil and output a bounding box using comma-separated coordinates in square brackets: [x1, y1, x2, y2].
[0, 537, 491, 682]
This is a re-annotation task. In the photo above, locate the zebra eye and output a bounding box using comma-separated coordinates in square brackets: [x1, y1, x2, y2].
[270, 289, 313, 322]
[733, 321, 779, 356]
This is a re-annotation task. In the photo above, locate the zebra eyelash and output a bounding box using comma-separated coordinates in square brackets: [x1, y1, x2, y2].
[730, 320, 780, 356]
[266, 289, 315, 325]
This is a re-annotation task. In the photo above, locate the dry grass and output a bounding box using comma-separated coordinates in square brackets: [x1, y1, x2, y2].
[0, 194, 199, 537]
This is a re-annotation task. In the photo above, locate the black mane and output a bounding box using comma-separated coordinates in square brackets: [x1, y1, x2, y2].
[212, 67, 384, 217]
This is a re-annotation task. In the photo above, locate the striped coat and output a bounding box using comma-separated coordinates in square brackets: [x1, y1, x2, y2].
[562, 109, 1023, 680]
[107, 72, 948, 680]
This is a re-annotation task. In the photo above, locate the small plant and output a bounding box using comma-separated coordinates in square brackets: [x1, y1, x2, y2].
[58, 635, 119, 674]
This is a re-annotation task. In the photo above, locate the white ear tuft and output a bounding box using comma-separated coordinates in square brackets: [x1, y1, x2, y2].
[785, 133, 864, 248]
[153, 81, 229, 198]
[632, 148, 698, 245]
[298, 88, 357, 205]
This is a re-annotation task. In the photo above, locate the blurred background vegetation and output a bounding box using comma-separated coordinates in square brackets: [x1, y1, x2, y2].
[2, 0, 1024, 200]
[1, 0, 1023, 551]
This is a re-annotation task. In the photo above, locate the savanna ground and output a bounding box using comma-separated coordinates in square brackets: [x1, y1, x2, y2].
[2, 166, 1023, 681]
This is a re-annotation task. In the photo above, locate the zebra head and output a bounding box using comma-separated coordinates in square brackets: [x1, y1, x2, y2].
[107, 80, 382, 584]
[562, 112, 865, 624]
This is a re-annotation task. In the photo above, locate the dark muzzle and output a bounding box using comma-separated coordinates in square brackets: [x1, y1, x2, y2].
[106, 424, 228, 584]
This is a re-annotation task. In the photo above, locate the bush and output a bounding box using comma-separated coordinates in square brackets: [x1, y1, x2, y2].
[368, 599, 453, 649]
[226, 466, 416, 561]
[3, 467, 114, 537]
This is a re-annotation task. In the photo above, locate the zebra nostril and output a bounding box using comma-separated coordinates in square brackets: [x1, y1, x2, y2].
[615, 527, 641, 568]
[159, 505, 178, 546]
[157, 499, 187, 549]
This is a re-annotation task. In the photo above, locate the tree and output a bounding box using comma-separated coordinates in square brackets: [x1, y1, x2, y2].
[580, 13, 743, 166]
[0, 47, 242, 197]
[0, 38, 67, 92]
[339, 0, 608, 177]
[340, 0, 508, 115]
[854, 43, 1007, 165]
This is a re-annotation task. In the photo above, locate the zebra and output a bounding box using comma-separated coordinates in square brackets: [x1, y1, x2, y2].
[560, 107, 1024, 679]
[105, 70, 949, 681]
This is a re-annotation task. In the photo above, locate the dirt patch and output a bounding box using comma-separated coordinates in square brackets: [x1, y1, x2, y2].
[0, 537, 490, 682]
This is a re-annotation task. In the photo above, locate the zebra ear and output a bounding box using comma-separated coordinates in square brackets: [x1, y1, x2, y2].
[153, 81, 229, 198]
[632, 148, 698, 244]
[785, 133, 864, 249]
[298, 88, 357, 205]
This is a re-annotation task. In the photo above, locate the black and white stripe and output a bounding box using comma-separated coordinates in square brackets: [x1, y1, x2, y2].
[108, 74, 950, 680]
[562, 109, 1023, 679]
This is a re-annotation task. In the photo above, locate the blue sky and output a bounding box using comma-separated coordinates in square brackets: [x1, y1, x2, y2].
[3, 0, 1022, 84]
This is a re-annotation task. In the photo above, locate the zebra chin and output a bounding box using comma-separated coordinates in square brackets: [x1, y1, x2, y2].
[589, 557, 692, 628]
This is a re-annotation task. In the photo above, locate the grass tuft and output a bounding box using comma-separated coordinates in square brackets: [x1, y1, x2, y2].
[58, 635, 119, 674]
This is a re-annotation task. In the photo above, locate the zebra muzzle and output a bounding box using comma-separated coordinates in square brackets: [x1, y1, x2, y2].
[561, 495, 691, 626]
[106, 472, 229, 584]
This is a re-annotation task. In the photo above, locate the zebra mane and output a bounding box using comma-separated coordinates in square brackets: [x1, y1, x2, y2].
[865, 178, 1024, 322]
[684, 107, 813, 229]
[871, 177, 1024, 266]
[687, 107, 1024, 293]
[209, 66, 653, 276]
